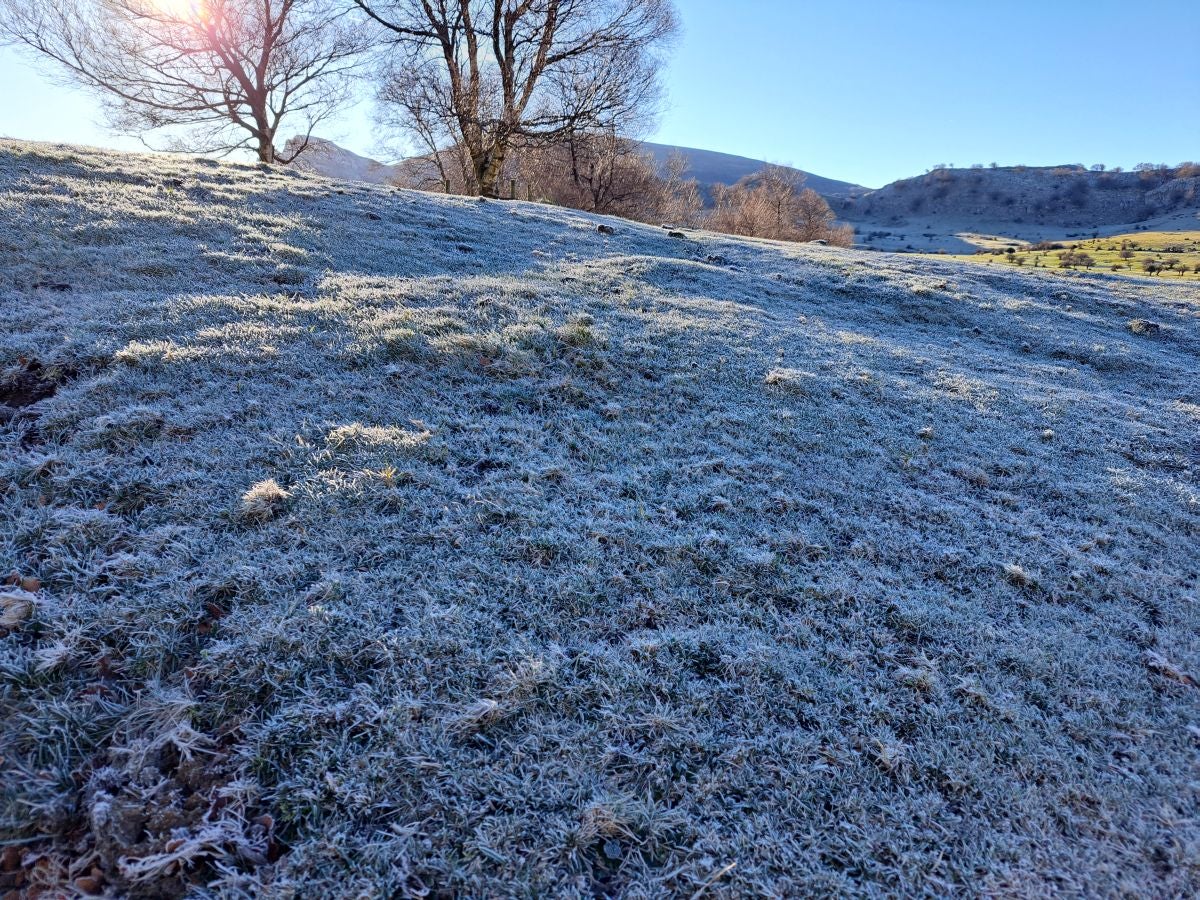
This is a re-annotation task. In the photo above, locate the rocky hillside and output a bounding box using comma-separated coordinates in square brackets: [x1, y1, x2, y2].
[837, 164, 1200, 233]
[2, 141, 1198, 898]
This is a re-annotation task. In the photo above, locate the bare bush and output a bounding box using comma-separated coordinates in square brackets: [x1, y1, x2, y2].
[655, 149, 704, 227]
[516, 131, 662, 219]
[708, 166, 852, 246]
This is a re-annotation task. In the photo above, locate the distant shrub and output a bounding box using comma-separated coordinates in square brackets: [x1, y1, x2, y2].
[706, 168, 852, 246]
[1135, 163, 1172, 185]
[1057, 250, 1095, 269]
[1065, 180, 1090, 207]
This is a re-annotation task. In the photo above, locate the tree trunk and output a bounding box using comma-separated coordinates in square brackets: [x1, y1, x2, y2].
[253, 106, 276, 163]
[476, 147, 508, 198]
[258, 142, 276, 164]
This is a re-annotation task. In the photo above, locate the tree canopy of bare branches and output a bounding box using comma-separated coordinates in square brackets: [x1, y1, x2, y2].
[358, 0, 678, 197]
[709, 165, 853, 246]
[0, 0, 369, 162]
[512, 132, 698, 225]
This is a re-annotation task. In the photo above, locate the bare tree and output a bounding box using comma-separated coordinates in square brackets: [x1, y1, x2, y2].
[0, 0, 368, 163]
[357, 0, 678, 197]
[794, 186, 842, 242]
[656, 149, 703, 227]
[708, 165, 852, 246]
[709, 165, 799, 239]
[507, 135, 701, 226]
[514, 129, 653, 215]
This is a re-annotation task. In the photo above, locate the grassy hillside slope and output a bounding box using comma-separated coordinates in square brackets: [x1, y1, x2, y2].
[943, 231, 1200, 284]
[1, 141, 1198, 898]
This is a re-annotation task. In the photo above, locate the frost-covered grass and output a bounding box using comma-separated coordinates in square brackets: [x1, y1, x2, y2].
[1, 140, 1199, 898]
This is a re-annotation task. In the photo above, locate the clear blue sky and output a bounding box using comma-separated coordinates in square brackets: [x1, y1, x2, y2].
[1, 0, 1197, 187]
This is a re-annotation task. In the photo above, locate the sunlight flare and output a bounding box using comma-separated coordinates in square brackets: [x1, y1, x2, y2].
[145, 0, 209, 21]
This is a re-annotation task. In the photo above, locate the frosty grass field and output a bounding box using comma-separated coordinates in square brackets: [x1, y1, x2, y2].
[1, 140, 1198, 897]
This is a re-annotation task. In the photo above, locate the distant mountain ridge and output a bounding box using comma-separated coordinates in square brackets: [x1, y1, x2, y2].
[640, 142, 868, 200]
[285, 136, 867, 204]
[285, 137, 404, 184]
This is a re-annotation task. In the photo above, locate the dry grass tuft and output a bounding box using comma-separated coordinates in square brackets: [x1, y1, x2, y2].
[238, 479, 290, 523]
[0, 588, 36, 630]
[1144, 650, 1196, 687]
[1003, 562, 1036, 588]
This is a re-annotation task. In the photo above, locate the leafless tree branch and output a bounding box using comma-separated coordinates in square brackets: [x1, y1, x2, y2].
[0, 0, 371, 162]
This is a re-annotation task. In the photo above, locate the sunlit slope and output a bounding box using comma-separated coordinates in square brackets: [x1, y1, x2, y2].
[2, 141, 1198, 898]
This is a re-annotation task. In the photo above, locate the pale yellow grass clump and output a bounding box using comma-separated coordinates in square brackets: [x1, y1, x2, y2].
[239, 479, 290, 523]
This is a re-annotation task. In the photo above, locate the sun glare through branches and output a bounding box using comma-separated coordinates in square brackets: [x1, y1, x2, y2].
[145, 0, 208, 21]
